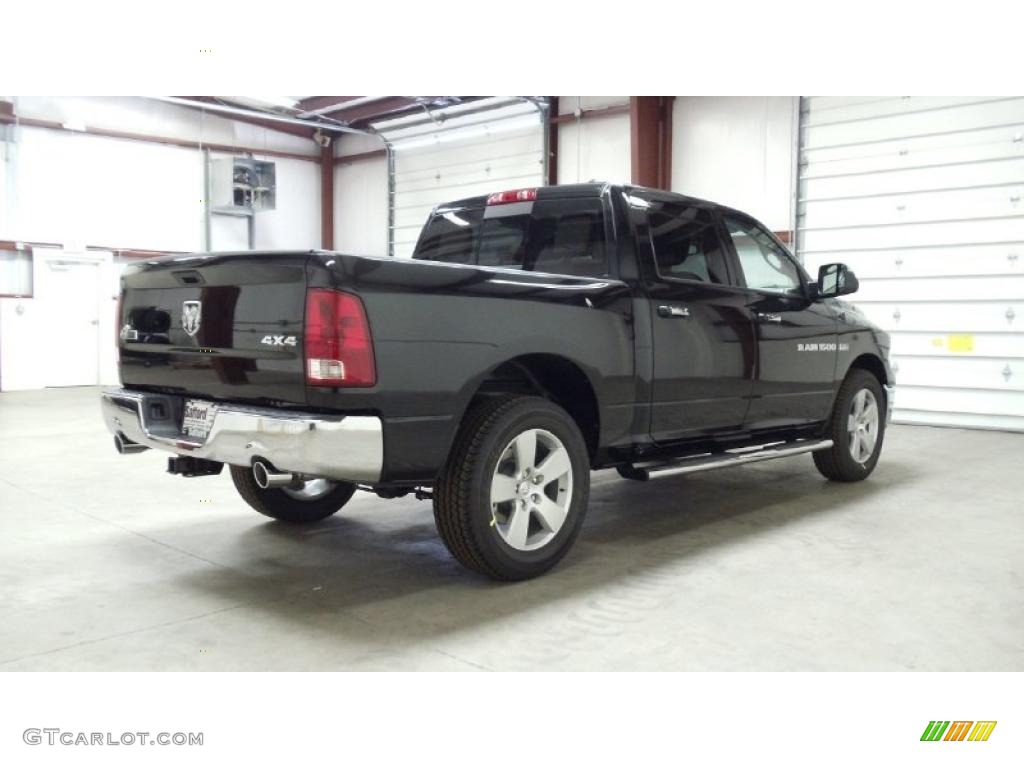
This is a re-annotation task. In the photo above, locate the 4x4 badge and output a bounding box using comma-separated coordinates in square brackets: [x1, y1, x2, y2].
[261, 334, 297, 347]
[182, 301, 201, 337]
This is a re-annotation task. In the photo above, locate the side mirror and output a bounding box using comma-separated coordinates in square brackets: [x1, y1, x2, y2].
[815, 262, 859, 298]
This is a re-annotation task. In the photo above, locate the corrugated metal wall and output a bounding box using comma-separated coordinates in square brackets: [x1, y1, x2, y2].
[374, 98, 545, 259]
[797, 97, 1024, 431]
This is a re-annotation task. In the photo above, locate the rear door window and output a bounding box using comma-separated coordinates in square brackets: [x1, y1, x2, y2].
[414, 197, 608, 278]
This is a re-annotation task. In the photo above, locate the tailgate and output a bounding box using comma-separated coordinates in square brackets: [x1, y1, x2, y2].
[118, 252, 309, 405]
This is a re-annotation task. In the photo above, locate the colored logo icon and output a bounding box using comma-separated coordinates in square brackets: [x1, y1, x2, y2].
[921, 721, 997, 742]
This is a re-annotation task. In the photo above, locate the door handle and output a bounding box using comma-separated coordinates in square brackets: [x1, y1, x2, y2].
[756, 312, 782, 324]
[658, 305, 690, 318]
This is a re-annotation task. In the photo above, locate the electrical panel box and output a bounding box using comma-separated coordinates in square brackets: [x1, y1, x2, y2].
[210, 157, 276, 212]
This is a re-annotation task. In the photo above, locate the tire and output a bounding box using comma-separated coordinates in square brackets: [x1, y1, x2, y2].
[813, 369, 886, 482]
[229, 465, 356, 523]
[434, 395, 591, 581]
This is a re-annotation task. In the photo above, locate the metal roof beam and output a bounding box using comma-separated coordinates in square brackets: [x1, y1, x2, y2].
[152, 97, 373, 135]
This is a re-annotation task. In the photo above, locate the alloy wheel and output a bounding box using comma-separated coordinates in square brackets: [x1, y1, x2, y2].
[489, 428, 574, 552]
[847, 388, 879, 464]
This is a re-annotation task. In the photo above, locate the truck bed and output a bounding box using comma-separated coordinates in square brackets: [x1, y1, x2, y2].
[117, 249, 636, 482]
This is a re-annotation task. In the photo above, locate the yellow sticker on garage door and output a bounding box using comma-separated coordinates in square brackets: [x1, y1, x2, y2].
[947, 334, 974, 352]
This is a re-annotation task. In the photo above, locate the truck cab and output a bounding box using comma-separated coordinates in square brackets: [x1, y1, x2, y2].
[412, 183, 891, 454]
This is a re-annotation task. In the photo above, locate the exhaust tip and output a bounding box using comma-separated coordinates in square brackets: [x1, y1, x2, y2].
[114, 433, 148, 455]
[253, 459, 301, 489]
[253, 460, 272, 489]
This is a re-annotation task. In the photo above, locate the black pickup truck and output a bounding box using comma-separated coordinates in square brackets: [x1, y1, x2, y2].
[102, 182, 894, 580]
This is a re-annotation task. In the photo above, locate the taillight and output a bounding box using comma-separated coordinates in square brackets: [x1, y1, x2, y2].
[486, 188, 538, 205]
[304, 289, 376, 387]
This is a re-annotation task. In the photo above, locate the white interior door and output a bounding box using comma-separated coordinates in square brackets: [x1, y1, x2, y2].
[38, 257, 101, 387]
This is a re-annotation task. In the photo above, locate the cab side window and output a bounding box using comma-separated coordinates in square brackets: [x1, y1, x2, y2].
[724, 215, 802, 295]
[648, 204, 729, 284]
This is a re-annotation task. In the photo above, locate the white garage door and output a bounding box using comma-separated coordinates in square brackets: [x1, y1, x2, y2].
[373, 97, 545, 259]
[797, 97, 1024, 431]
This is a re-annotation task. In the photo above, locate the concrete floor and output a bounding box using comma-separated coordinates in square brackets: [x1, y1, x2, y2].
[0, 386, 1021, 671]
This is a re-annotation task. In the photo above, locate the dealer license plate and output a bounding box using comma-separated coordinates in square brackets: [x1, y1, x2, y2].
[182, 399, 218, 440]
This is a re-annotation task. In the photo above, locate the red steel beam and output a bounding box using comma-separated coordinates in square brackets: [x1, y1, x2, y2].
[296, 96, 421, 124]
[322, 96, 421, 125]
[630, 97, 659, 188]
[295, 96, 359, 113]
[320, 143, 334, 249]
[630, 97, 673, 190]
[296, 95, 422, 124]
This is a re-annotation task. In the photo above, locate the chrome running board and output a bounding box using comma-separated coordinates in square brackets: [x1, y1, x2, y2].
[620, 439, 833, 481]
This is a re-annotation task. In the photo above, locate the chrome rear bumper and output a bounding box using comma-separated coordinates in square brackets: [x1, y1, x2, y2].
[101, 388, 383, 484]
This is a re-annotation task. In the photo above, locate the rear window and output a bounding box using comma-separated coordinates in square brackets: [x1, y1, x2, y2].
[412, 208, 486, 263]
[413, 198, 608, 278]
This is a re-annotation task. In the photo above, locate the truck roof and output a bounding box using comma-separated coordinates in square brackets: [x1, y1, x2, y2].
[435, 182, 722, 212]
